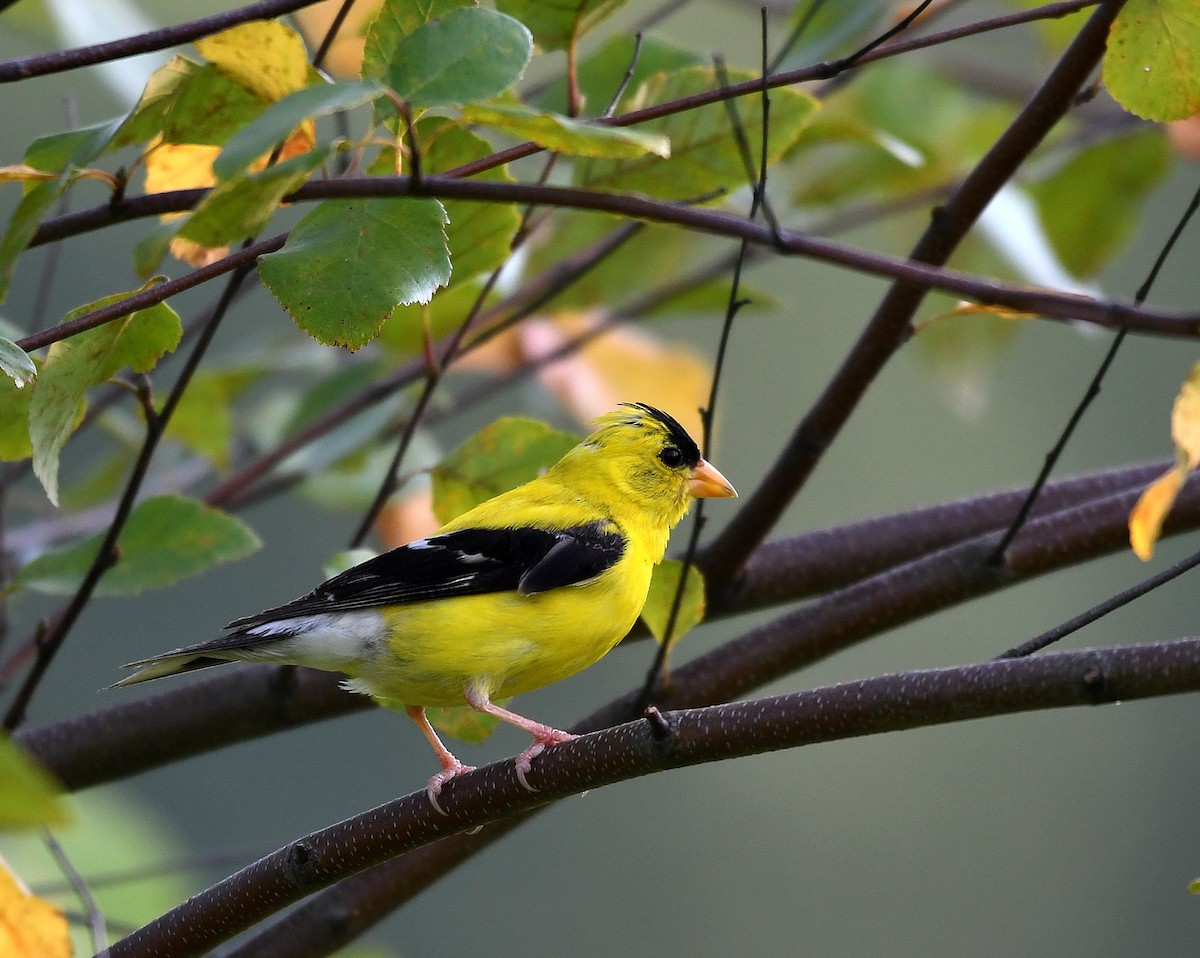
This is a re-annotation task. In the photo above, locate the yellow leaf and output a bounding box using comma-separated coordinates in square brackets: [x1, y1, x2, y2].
[374, 489, 439, 550]
[1130, 362, 1200, 560]
[913, 300, 1043, 334]
[195, 21, 310, 103]
[0, 858, 71, 958]
[1129, 463, 1184, 561]
[294, 0, 381, 79]
[1171, 361, 1200, 468]
[1167, 113, 1200, 161]
[517, 313, 712, 440]
[144, 141, 221, 208]
[143, 142, 226, 265]
[0, 165, 57, 184]
[142, 126, 314, 267]
[168, 235, 230, 268]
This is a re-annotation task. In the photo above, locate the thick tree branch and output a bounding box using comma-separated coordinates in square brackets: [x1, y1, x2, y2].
[699, 0, 1128, 584]
[18, 461, 1188, 789]
[724, 460, 1167, 610]
[107, 635, 1200, 958]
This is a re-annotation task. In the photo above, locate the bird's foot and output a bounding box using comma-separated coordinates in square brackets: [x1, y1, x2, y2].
[513, 729, 577, 793]
[425, 761, 476, 816]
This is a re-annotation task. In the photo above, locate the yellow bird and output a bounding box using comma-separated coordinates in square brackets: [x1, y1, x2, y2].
[117, 403, 736, 810]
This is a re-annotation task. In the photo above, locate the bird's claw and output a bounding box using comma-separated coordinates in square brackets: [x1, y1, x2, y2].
[514, 743, 544, 792]
[514, 730, 577, 793]
[425, 761, 475, 816]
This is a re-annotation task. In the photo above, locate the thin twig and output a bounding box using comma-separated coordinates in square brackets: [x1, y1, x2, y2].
[990, 176, 1200, 562]
[309, 0, 355, 69]
[641, 15, 774, 705]
[43, 829, 108, 955]
[997, 547, 1200, 659]
[700, 0, 1127, 589]
[0, 0, 328, 82]
[2, 256, 252, 730]
[602, 33, 643, 118]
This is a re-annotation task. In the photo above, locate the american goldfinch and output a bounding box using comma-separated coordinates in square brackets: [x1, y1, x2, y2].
[117, 403, 735, 809]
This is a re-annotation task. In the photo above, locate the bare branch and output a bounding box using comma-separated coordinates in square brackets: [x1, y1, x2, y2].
[0, 0, 329, 83]
[700, 0, 1129, 583]
[107, 634, 1200, 958]
[18, 461, 1189, 791]
[25, 176, 1196, 351]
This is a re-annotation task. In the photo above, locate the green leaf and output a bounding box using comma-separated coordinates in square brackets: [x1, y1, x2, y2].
[29, 287, 181, 505]
[462, 102, 671, 158]
[427, 703, 502, 744]
[432, 416, 579, 523]
[25, 119, 122, 172]
[386, 7, 532, 107]
[0, 338, 35, 388]
[15, 494, 260, 596]
[103, 302, 184, 376]
[111, 55, 202, 146]
[163, 367, 258, 469]
[213, 81, 380, 180]
[1103, 0, 1200, 121]
[111, 56, 270, 149]
[0, 177, 68, 304]
[155, 63, 272, 146]
[180, 147, 331, 247]
[1028, 131, 1170, 277]
[574, 67, 819, 198]
[362, 0, 474, 80]
[1, 123, 123, 304]
[259, 198, 452, 350]
[388, 119, 522, 286]
[640, 558, 706, 645]
[496, 0, 626, 52]
[0, 363, 34, 460]
[132, 220, 179, 278]
[0, 733, 67, 829]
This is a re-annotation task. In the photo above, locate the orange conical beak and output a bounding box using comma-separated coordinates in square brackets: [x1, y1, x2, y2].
[687, 458, 737, 498]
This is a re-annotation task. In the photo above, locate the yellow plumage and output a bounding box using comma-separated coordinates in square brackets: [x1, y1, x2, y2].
[117, 403, 735, 808]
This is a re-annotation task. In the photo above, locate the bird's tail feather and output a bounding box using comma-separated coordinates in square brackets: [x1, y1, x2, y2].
[109, 629, 272, 689]
[109, 653, 234, 688]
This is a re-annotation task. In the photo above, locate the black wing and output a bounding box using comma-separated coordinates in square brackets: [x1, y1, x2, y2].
[225, 522, 626, 629]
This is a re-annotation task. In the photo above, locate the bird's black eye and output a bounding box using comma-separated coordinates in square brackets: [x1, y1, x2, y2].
[659, 445, 684, 468]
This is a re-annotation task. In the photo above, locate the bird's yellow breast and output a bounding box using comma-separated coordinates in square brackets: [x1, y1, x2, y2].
[352, 555, 653, 707]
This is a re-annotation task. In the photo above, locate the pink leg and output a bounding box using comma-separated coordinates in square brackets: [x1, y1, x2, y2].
[464, 686, 576, 792]
[406, 705, 474, 815]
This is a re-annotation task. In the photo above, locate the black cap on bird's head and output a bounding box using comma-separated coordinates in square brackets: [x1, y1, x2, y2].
[585, 402, 735, 501]
[618, 402, 701, 469]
